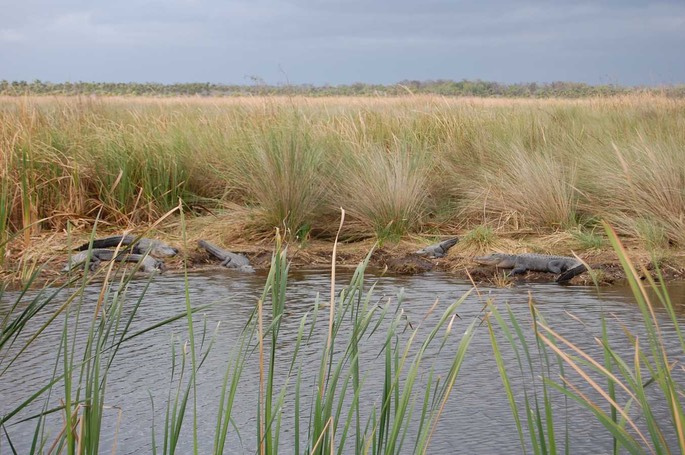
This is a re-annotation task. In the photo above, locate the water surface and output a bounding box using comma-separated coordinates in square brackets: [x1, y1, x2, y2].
[1, 270, 683, 454]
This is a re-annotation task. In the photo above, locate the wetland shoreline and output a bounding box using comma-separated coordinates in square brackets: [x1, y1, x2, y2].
[4, 219, 685, 289]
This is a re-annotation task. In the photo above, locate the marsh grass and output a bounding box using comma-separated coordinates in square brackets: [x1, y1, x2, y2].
[634, 218, 670, 251]
[581, 141, 685, 247]
[334, 142, 431, 241]
[459, 225, 497, 252]
[0, 171, 10, 266]
[569, 227, 606, 250]
[234, 117, 330, 238]
[458, 147, 579, 230]
[2, 95, 685, 249]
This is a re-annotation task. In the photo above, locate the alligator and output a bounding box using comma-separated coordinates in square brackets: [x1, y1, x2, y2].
[198, 240, 255, 273]
[63, 249, 165, 273]
[75, 235, 178, 257]
[415, 237, 459, 258]
[473, 252, 587, 283]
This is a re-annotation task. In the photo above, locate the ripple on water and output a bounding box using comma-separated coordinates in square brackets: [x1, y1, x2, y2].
[1, 271, 684, 454]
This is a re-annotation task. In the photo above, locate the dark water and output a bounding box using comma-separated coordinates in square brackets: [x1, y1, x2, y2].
[1, 270, 684, 454]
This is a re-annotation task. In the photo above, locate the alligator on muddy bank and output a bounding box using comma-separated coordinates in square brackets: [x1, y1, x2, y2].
[76, 235, 178, 257]
[63, 249, 165, 273]
[198, 240, 255, 273]
[415, 237, 459, 258]
[474, 252, 587, 283]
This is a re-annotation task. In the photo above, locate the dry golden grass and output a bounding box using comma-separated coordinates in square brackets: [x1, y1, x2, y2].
[332, 142, 431, 240]
[582, 142, 685, 246]
[2, 93, 685, 277]
[457, 147, 578, 229]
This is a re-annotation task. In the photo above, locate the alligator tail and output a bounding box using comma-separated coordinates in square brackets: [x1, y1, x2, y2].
[556, 264, 587, 283]
[75, 235, 135, 251]
[198, 240, 226, 261]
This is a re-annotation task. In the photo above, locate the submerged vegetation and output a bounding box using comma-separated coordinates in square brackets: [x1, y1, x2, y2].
[0, 225, 683, 453]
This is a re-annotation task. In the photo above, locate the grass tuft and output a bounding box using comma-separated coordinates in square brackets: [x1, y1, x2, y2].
[460, 224, 497, 251]
[570, 227, 606, 250]
[234, 116, 330, 238]
[583, 142, 685, 246]
[458, 147, 579, 229]
[334, 143, 431, 241]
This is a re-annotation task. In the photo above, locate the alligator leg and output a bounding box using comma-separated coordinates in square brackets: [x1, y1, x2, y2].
[547, 260, 565, 274]
[87, 256, 102, 272]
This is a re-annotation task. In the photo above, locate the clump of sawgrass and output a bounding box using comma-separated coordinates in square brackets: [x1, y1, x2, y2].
[635, 218, 670, 251]
[0, 99, 195, 228]
[582, 142, 685, 246]
[586, 267, 607, 284]
[457, 146, 579, 230]
[233, 116, 330, 238]
[334, 142, 431, 242]
[488, 271, 514, 288]
[0, 157, 10, 265]
[570, 227, 606, 250]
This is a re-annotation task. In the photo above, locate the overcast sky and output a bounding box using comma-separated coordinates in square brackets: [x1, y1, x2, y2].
[1, 0, 683, 86]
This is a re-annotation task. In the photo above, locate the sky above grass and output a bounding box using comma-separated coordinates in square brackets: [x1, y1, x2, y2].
[1, 0, 684, 86]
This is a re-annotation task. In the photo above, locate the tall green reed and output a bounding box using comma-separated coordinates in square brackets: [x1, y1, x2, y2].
[145, 214, 477, 454]
[0, 218, 204, 453]
[486, 222, 685, 454]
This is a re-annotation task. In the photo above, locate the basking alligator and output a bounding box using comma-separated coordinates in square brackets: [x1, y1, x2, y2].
[415, 237, 459, 258]
[474, 252, 586, 283]
[198, 240, 255, 273]
[76, 235, 178, 257]
[63, 249, 165, 273]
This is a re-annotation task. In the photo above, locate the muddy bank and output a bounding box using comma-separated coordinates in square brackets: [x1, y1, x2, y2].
[3, 225, 685, 290]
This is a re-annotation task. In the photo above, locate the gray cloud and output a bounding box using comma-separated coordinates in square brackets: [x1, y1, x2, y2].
[0, 0, 683, 84]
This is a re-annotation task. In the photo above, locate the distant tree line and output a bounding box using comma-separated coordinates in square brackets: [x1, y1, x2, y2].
[1, 79, 684, 98]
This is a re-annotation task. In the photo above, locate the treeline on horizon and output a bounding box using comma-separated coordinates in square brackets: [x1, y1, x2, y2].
[2, 79, 685, 98]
